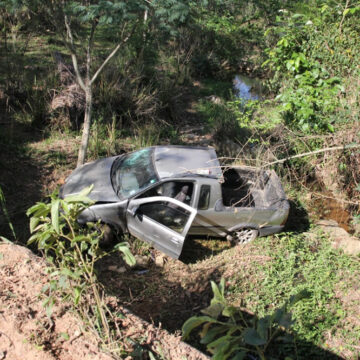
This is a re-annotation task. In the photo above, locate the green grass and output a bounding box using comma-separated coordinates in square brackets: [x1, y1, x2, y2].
[226, 231, 360, 356]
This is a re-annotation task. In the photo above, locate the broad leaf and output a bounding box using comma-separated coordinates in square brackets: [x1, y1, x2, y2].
[114, 242, 136, 266]
[242, 328, 267, 346]
[200, 325, 229, 344]
[51, 199, 60, 234]
[257, 317, 270, 341]
[231, 351, 247, 360]
[182, 316, 218, 340]
[201, 302, 224, 318]
[30, 217, 40, 233]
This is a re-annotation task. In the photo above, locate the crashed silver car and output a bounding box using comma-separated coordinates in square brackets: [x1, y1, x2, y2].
[60, 146, 289, 259]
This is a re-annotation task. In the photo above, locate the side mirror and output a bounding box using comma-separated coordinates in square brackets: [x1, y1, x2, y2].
[127, 206, 139, 217]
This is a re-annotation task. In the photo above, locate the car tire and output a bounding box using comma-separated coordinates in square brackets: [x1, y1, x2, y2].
[97, 223, 115, 248]
[230, 228, 258, 245]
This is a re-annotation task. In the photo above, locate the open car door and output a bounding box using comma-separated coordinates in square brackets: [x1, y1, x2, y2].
[126, 196, 197, 259]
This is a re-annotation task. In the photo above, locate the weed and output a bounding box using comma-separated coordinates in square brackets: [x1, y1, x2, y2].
[27, 187, 135, 349]
[227, 232, 360, 352]
[183, 278, 307, 360]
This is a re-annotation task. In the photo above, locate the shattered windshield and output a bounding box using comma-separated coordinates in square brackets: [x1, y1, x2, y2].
[112, 148, 158, 199]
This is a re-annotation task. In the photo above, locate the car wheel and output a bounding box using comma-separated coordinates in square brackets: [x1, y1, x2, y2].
[231, 228, 258, 245]
[97, 223, 115, 248]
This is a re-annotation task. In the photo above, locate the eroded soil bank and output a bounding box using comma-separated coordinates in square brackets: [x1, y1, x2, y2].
[0, 243, 209, 360]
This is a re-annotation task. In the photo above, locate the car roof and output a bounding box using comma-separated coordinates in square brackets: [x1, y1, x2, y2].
[153, 146, 222, 180]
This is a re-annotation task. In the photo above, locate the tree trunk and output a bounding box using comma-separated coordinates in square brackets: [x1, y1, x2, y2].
[77, 87, 92, 167]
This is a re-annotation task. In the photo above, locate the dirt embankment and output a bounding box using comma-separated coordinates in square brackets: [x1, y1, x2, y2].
[0, 243, 208, 360]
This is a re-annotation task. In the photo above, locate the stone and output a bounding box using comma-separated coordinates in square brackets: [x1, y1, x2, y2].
[135, 255, 149, 268]
[155, 254, 166, 267]
[316, 220, 360, 255]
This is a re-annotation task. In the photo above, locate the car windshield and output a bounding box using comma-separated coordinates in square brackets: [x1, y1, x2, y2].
[112, 148, 158, 199]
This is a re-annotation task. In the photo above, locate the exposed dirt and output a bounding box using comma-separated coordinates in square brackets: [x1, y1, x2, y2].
[0, 242, 209, 360]
[0, 243, 114, 360]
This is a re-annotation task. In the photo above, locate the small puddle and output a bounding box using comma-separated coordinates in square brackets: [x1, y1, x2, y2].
[233, 74, 263, 102]
[311, 192, 353, 233]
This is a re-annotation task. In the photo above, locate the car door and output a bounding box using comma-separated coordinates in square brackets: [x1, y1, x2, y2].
[126, 196, 197, 259]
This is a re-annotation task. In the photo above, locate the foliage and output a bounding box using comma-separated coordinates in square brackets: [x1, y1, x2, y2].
[189, 0, 279, 77]
[263, 10, 348, 133]
[276, 66, 342, 132]
[26, 186, 135, 337]
[183, 278, 307, 360]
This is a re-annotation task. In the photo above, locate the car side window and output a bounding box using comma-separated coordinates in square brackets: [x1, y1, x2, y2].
[138, 181, 194, 205]
[138, 201, 191, 234]
[198, 185, 211, 210]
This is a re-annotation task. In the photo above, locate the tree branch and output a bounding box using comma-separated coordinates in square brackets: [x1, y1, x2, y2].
[90, 43, 121, 85]
[86, 19, 98, 84]
[261, 144, 360, 168]
[90, 22, 136, 85]
[64, 14, 86, 91]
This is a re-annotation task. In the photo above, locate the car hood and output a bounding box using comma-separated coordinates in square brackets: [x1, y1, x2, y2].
[60, 156, 120, 202]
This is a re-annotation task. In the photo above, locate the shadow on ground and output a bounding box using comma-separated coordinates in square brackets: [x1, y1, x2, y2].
[0, 124, 44, 243]
[0, 120, 77, 243]
[98, 246, 343, 360]
[284, 199, 310, 233]
[180, 236, 232, 264]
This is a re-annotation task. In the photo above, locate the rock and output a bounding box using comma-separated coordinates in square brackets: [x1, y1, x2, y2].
[352, 218, 360, 237]
[107, 265, 126, 274]
[135, 255, 149, 268]
[316, 220, 360, 255]
[206, 95, 222, 104]
[155, 254, 166, 267]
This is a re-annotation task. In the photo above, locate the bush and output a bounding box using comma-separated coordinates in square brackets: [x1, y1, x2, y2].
[27, 186, 135, 335]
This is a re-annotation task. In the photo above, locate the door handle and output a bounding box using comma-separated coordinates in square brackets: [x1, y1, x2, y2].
[170, 237, 180, 245]
[127, 206, 140, 217]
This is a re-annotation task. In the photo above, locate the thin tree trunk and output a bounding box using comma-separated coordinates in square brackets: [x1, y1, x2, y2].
[64, 15, 133, 166]
[77, 88, 92, 167]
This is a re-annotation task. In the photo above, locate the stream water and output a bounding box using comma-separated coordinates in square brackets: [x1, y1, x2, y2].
[233, 74, 262, 102]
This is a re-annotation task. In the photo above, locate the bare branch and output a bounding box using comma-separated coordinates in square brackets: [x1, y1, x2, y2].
[90, 21, 137, 85]
[86, 19, 98, 83]
[64, 14, 86, 91]
[261, 143, 360, 168]
[90, 43, 121, 85]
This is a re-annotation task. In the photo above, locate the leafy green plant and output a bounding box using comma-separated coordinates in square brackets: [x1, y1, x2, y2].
[277, 65, 342, 132]
[263, 10, 345, 133]
[27, 186, 135, 338]
[183, 279, 306, 360]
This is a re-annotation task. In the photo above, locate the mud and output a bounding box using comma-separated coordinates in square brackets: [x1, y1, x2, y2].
[311, 192, 353, 233]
